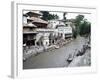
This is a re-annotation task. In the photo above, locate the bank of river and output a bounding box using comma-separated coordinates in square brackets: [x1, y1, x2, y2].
[23, 36, 90, 69]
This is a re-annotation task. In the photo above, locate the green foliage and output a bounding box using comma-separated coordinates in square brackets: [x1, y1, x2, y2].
[75, 15, 84, 27]
[73, 15, 91, 38]
[40, 11, 59, 21]
[79, 20, 91, 35]
[72, 29, 77, 39]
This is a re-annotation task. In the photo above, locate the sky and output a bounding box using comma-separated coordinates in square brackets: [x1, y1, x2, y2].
[49, 12, 92, 22]
[23, 10, 92, 22]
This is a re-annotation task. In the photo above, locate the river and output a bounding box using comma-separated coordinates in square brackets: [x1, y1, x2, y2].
[23, 36, 90, 69]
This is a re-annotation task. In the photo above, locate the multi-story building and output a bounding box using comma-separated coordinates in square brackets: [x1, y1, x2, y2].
[48, 20, 73, 40]
[23, 14, 37, 46]
[23, 11, 49, 47]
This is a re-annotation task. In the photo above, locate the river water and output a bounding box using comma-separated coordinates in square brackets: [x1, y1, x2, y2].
[23, 36, 90, 69]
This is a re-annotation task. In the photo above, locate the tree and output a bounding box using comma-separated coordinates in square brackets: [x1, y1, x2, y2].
[40, 11, 49, 21]
[75, 15, 84, 27]
[73, 14, 91, 38]
[40, 11, 59, 21]
[72, 29, 77, 38]
[79, 20, 91, 36]
[63, 12, 67, 20]
[54, 14, 59, 19]
[72, 15, 85, 38]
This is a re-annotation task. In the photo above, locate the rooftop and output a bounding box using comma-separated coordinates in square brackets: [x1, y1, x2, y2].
[23, 31, 37, 34]
[26, 11, 42, 17]
[23, 23, 37, 28]
[28, 17, 48, 24]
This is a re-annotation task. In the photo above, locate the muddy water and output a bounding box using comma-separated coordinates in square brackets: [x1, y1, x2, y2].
[23, 36, 89, 69]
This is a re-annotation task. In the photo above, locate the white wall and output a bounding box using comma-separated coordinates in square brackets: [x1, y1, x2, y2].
[0, 0, 100, 80]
